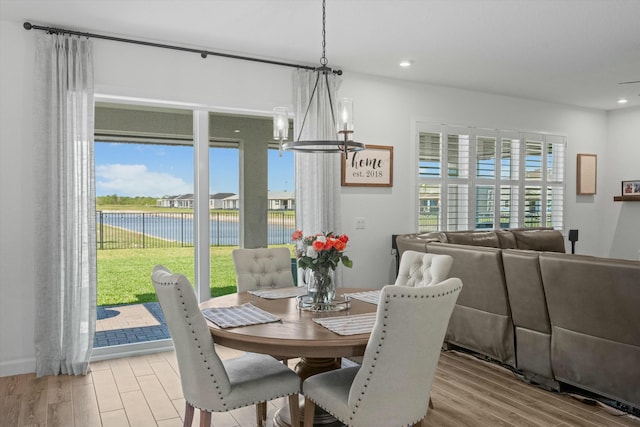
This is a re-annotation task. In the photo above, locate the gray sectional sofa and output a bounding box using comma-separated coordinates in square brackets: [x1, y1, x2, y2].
[395, 228, 640, 412]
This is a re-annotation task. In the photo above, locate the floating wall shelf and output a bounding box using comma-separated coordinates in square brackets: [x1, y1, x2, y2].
[613, 195, 640, 202]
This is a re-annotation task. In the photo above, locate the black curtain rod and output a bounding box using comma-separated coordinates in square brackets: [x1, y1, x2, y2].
[23, 21, 342, 75]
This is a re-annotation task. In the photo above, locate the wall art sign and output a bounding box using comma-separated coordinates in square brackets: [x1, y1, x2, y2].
[576, 153, 597, 195]
[622, 180, 640, 195]
[341, 144, 393, 187]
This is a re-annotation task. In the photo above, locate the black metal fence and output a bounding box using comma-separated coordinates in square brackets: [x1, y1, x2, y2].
[96, 210, 296, 249]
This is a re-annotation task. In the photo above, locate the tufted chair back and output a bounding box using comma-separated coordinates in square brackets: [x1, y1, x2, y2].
[152, 265, 302, 426]
[395, 250, 453, 287]
[151, 265, 231, 410]
[348, 280, 462, 425]
[232, 247, 295, 292]
[302, 279, 463, 426]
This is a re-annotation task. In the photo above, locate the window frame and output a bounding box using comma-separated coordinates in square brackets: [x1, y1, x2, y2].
[414, 122, 566, 233]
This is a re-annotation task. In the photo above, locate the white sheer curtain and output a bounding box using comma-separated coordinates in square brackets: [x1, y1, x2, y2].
[293, 69, 342, 234]
[293, 69, 343, 285]
[33, 33, 96, 376]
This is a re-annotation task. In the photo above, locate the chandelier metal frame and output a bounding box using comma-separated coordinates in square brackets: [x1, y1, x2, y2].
[278, 0, 365, 158]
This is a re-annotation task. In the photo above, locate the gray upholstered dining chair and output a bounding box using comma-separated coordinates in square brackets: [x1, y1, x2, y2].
[151, 265, 301, 427]
[394, 250, 453, 287]
[302, 279, 463, 427]
[231, 247, 295, 364]
[232, 247, 295, 292]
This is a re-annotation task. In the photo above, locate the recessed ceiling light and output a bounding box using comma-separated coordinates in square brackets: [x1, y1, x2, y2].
[617, 98, 628, 104]
[234, 129, 241, 133]
[399, 60, 413, 68]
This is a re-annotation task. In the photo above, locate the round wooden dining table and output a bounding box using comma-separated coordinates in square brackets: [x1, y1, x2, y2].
[200, 288, 378, 427]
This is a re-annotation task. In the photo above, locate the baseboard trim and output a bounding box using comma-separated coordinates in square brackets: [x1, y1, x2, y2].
[0, 357, 37, 377]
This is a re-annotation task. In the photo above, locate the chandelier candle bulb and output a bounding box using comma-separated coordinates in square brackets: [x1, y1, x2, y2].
[272, 107, 289, 140]
[273, 107, 289, 156]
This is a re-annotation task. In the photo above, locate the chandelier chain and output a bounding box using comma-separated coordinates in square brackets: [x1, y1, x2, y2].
[278, 0, 364, 157]
[320, 0, 327, 65]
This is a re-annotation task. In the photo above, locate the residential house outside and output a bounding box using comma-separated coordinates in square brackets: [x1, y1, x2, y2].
[210, 192, 235, 209]
[267, 191, 295, 210]
[159, 192, 294, 210]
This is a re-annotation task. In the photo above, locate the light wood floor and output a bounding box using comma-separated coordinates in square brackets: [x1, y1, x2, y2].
[1, 348, 638, 427]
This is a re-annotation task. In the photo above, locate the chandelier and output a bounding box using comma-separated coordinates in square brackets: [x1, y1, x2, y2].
[273, 0, 365, 158]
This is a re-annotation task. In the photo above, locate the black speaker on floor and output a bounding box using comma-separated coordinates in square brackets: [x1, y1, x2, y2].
[568, 229, 579, 254]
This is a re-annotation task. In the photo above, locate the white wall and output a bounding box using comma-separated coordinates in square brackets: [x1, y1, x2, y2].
[602, 107, 640, 260]
[1, 18, 638, 375]
[0, 21, 39, 377]
[337, 74, 616, 287]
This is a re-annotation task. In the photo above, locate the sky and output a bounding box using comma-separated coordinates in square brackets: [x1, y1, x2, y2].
[95, 142, 294, 197]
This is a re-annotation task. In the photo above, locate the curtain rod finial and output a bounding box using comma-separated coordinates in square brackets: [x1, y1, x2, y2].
[23, 22, 33, 30]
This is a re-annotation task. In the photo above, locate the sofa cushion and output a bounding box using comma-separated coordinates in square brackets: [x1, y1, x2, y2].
[502, 249, 550, 333]
[417, 231, 447, 242]
[512, 229, 565, 252]
[426, 242, 516, 367]
[540, 252, 640, 347]
[396, 234, 431, 256]
[496, 231, 517, 249]
[445, 231, 501, 248]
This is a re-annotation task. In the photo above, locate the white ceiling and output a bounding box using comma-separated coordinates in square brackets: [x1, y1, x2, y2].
[2, 0, 640, 110]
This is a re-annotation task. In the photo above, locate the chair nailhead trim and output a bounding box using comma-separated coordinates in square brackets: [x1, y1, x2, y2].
[346, 286, 461, 422]
[172, 285, 226, 405]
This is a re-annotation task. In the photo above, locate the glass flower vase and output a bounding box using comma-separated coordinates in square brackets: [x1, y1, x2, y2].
[295, 240, 306, 259]
[305, 267, 336, 305]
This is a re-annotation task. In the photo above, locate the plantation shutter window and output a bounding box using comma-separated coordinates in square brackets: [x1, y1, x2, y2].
[416, 123, 566, 233]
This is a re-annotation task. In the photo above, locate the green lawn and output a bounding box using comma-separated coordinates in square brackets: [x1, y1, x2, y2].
[96, 206, 295, 306]
[97, 245, 294, 306]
